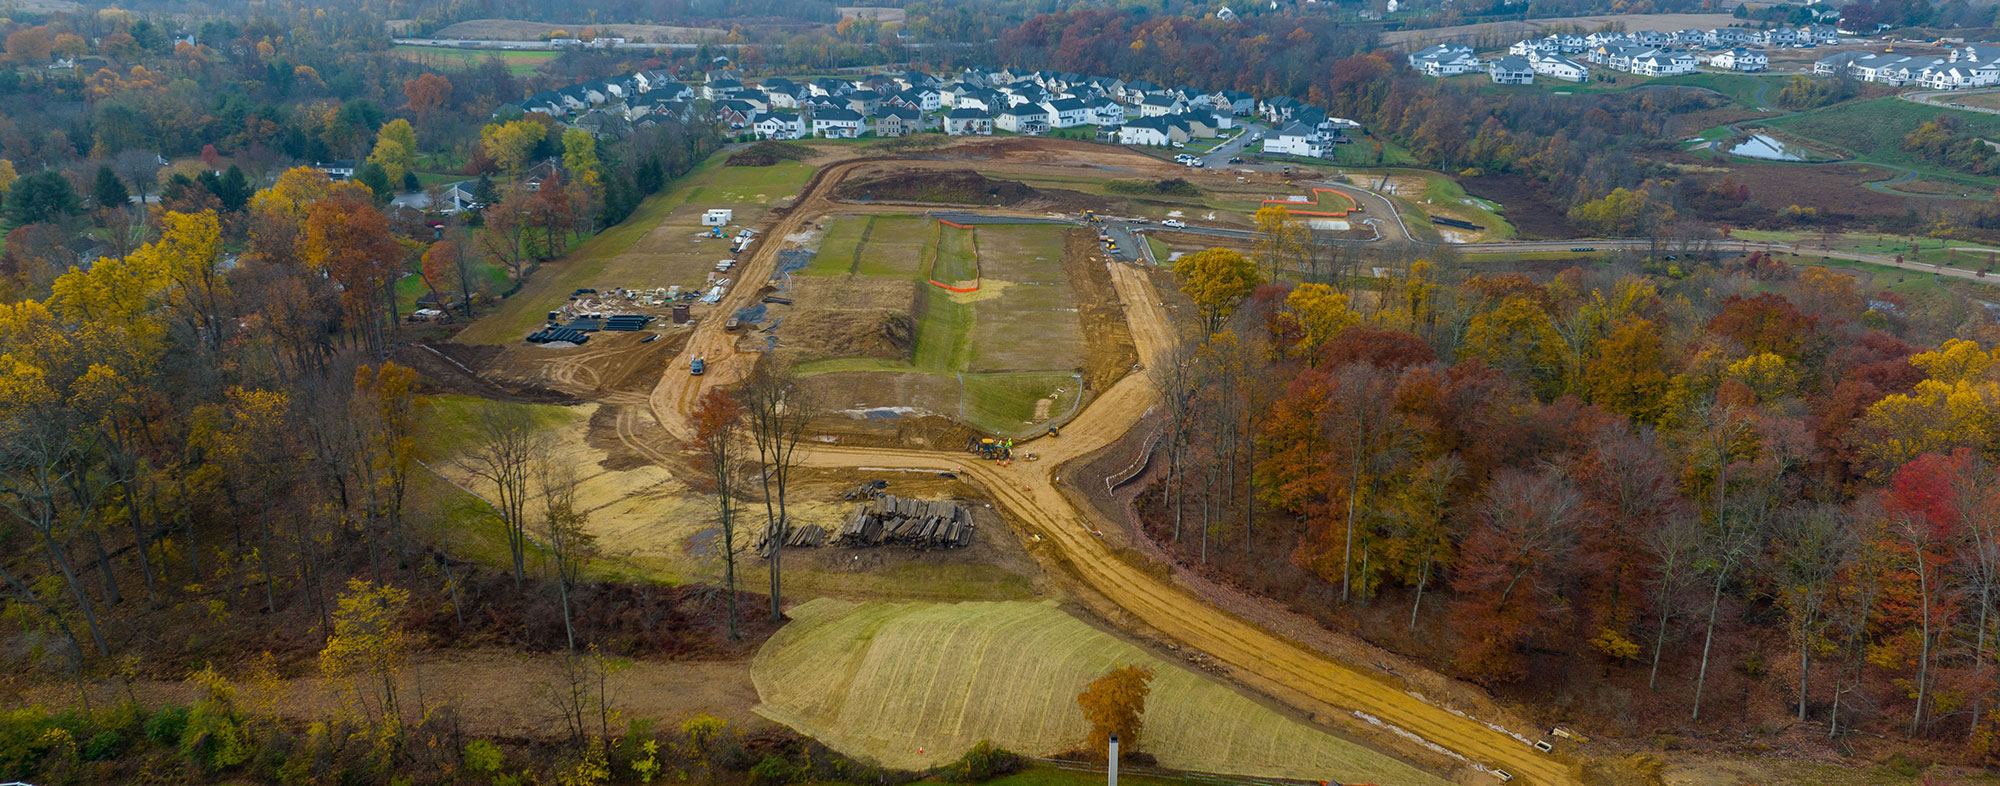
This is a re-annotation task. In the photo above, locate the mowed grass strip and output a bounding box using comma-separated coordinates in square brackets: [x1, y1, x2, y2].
[930, 222, 980, 283]
[960, 372, 1081, 433]
[752, 599, 1451, 785]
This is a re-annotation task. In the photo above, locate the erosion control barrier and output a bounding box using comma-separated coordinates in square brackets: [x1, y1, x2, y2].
[925, 218, 982, 293]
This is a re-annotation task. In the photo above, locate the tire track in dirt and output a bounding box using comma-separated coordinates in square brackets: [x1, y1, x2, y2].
[639, 153, 1579, 785]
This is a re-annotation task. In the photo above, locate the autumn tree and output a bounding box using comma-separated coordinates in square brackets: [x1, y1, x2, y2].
[536, 460, 595, 652]
[562, 128, 602, 189]
[1175, 247, 1260, 332]
[1076, 665, 1155, 757]
[367, 118, 419, 185]
[304, 183, 405, 357]
[1253, 204, 1309, 281]
[319, 579, 413, 723]
[1449, 466, 1586, 682]
[481, 118, 547, 173]
[404, 73, 454, 123]
[1283, 283, 1358, 365]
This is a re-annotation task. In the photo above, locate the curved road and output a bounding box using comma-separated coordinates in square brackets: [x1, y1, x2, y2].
[644, 155, 1577, 785]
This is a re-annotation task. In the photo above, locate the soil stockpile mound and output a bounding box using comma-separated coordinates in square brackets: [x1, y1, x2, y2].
[834, 170, 1038, 206]
[728, 140, 815, 167]
[780, 310, 914, 363]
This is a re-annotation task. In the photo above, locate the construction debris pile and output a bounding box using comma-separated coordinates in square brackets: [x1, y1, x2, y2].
[837, 494, 975, 550]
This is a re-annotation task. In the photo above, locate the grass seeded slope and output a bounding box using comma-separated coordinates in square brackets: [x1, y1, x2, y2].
[752, 599, 1451, 786]
[1766, 97, 2000, 184]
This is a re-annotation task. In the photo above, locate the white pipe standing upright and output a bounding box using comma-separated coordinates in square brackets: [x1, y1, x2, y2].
[1108, 734, 1119, 786]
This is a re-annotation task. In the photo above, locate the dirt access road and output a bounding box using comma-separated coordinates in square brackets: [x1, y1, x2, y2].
[642, 151, 1578, 785]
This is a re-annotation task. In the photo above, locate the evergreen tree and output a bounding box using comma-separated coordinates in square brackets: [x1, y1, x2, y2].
[93, 165, 128, 211]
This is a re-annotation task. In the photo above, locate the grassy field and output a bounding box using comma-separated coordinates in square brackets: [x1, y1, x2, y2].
[689, 159, 817, 203]
[1766, 97, 2000, 186]
[753, 599, 1450, 785]
[1346, 169, 1516, 241]
[931, 222, 980, 283]
[391, 44, 558, 76]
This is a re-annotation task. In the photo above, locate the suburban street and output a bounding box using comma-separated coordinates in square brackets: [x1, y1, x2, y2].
[1197, 121, 1267, 168]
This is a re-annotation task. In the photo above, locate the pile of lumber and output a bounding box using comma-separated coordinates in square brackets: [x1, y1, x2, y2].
[837, 494, 974, 550]
[756, 520, 827, 557]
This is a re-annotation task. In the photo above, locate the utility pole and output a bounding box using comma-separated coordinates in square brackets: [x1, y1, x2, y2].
[1108, 734, 1119, 786]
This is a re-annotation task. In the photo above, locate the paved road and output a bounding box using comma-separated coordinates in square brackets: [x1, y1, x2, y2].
[1902, 86, 2000, 116]
[1198, 122, 1268, 168]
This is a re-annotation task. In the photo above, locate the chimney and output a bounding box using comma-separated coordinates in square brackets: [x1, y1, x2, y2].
[1108, 734, 1119, 786]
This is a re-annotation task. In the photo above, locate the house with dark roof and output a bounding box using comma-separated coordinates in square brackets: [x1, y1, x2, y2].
[812, 106, 865, 138]
[873, 105, 923, 137]
[944, 108, 992, 135]
[1117, 115, 1187, 146]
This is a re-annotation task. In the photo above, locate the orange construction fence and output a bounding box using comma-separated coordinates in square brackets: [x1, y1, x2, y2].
[1259, 187, 1358, 218]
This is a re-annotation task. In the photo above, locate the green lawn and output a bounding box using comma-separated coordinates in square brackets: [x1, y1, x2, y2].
[1766, 97, 2000, 186]
[1324, 135, 1420, 167]
[394, 258, 510, 314]
[391, 44, 558, 76]
[694, 159, 817, 203]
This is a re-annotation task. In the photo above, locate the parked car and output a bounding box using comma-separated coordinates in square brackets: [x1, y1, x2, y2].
[1161, 219, 1186, 229]
[690, 357, 706, 375]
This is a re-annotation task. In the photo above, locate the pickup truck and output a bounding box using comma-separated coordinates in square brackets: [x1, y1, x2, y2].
[1161, 219, 1186, 229]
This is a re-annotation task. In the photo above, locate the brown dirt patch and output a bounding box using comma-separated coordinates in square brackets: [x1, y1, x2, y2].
[485, 330, 688, 398]
[394, 343, 583, 404]
[1457, 174, 1579, 239]
[834, 169, 1040, 206]
[1064, 229, 1139, 394]
[777, 310, 914, 364]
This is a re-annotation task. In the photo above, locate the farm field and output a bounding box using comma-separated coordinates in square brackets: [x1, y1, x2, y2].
[752, 599, 1451, 786]
[391, 44, 558, 75]
[433, 18, 723, 42]
[790, 214, 1091, 436]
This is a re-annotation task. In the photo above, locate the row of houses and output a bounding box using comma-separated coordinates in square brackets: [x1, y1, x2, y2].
[1814, 43, 2000, 89]
[1507, 25, 1838, 57]
[1407, 45, 1592, 84]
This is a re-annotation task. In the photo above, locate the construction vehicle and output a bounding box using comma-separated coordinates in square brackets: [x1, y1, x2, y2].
[967, 437, 1011, 460]
[1082, 210, 1098, 223]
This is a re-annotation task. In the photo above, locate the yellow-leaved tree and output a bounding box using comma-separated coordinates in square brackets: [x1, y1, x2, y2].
[319, 578, 413, 724]
[367, 118, 418, 184]
[481, 119, 547, 173]
[1076, 664, 1155, 758]
[1174, 247, 1260, 332]
[1284, 282, 1357, 364]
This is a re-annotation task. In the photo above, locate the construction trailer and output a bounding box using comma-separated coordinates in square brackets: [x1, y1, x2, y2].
[702, 208, 734, 226]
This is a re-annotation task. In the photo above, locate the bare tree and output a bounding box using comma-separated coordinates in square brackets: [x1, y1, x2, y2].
[742, 363, 815, 621]
[537, 459, 595, 653]
[1642, 513, 1703, 691]
[1772, 502, 1857, 722]
[460, 406, 543, 590]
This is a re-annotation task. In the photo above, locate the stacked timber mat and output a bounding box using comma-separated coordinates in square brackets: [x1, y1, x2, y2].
[837, 494, 974, 550]
[757, 520, 829, 557]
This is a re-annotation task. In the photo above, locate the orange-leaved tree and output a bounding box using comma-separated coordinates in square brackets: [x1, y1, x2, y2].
[1076, 664, 1154, 758]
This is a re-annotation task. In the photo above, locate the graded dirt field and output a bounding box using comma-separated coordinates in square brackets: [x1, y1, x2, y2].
[1381, 13, 1742, 47]
[434, 18, 724, 42]
[752, 599, 1451, 786]
[788, 214, 1095, 437]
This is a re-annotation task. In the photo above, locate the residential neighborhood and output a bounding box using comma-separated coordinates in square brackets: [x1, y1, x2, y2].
[497, 62, 1365, 160]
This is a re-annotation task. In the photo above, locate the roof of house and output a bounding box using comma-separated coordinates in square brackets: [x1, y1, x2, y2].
[813, 106, 864, 122]
[1491, 55, 1534, 70]
[945, 108, 990, 119]
[875, 105, 920, 120]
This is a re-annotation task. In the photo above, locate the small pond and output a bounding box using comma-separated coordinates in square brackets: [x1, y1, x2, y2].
[1728, 133, 1813, 161]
